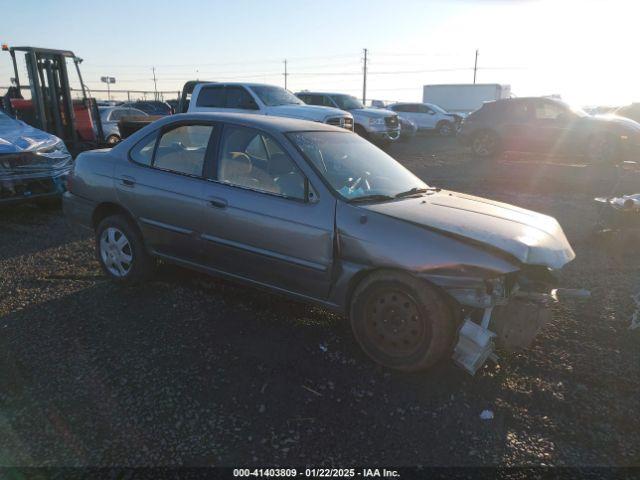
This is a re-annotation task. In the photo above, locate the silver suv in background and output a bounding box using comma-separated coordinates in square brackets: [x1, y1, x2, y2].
[386, 102, 462, 136]
[188, 83, 354, 130]
[296, 92, 400, 144]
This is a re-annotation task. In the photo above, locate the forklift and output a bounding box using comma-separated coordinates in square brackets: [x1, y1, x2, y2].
[2, 45, 105, 154]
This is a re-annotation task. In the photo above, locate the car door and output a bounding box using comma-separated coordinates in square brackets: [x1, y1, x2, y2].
[530, 100, 574, 154]
[199, 124, 335, 299]
[499, 101, 536, 152]
[114, 121, 217, 263]
[417, 104, 438, 129]
[397, 104, 421, 128]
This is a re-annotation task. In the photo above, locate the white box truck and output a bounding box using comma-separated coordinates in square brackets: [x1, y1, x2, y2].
[423, 84, 511, 115]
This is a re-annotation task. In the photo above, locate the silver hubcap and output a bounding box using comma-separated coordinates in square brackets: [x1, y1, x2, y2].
[473, 134, 493, 156]
[100, 227, 133, 277]
[440, 124, 451, 135]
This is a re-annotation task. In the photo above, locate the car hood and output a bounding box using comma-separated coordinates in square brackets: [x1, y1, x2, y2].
[587, 114, 640, 131]
[0, 118, 62, 153]
[349, 108, 395, 119]
[267, 104, 351, 121]
[361, 190, 575, 269]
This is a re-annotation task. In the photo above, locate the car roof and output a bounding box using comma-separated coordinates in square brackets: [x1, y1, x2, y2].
[297, 91, 355, 97]
[196, 82, 286, 89]
[150, 112, 348, 134]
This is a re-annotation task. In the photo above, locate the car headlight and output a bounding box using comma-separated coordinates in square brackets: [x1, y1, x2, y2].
[369, 117, 385, 126]
[36, 140, 70, 158]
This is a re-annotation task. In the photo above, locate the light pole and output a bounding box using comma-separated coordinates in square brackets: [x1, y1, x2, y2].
[100, 76, 116, 101]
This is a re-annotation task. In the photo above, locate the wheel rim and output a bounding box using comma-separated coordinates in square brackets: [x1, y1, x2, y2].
[439, 123, 452, 135]
[100, 227, 133, 277]
[362, 289, 427, 358]
[473, 133, 493, 156]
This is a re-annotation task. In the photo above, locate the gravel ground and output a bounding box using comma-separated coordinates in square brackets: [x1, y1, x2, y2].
[0, 135, 639, 467]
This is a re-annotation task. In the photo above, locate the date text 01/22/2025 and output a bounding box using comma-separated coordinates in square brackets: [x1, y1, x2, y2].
[233, 468, 401, 478]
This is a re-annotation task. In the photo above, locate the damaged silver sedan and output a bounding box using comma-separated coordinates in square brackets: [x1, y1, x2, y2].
[0, 111, 72, 205]
[63, 113, 575, 373]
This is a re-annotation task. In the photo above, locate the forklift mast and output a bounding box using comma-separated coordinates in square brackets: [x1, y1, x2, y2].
[3, 45, 104, 153]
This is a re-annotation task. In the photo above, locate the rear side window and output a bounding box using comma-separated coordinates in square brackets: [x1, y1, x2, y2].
[153, 125, 214, 176]
[225, 87, 258, 109]
[509, 102, 532, 121]
[130, 131, 158, 166]
[197, 86, 225, 107]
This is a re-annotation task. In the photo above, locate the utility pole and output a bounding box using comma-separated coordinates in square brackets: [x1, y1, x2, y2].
[283, 59, 288, 90]
[362, 48, 368, 105]
[473, 49, 479, 84]
[152, 67, 158, 101]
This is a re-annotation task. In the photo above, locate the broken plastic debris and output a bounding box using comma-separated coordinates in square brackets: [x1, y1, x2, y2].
[319, 343, 328, 352]
[453, 317, 496, 375]
[480, 410, 494, 420]
[596, 193, 640, 211]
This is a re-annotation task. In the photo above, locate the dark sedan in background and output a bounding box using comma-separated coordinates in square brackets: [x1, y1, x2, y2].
[99, 106, 149, 145]
[459, 97, 640, 163]
[122, 100, 173, 116]
[63, 113, 575, 374]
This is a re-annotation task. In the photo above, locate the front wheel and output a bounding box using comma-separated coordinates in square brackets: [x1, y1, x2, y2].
[471, 130, 501, 158]
[350, 271, 455, 371]
[95, 214, 154, 284]
[437, 121, 454, 137]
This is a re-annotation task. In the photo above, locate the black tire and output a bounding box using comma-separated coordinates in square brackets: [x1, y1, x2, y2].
[106, 134, 121, 145]
[471, 130, 501, 158]
[586, 134, 620, 165]
[350, 271, 456, 371]
[437, 121, 454, 137]
[354, 124, 369, 139]
[95, 214, 154, 284]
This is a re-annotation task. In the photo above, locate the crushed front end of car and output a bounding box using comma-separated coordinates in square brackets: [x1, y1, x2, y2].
[0, 116, 73, 205]
[0, 142, 72, 205]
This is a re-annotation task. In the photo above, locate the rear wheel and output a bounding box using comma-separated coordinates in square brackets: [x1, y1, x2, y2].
[350, 271, 455, 371]
[106, 134, 121, 145]
[471, 130, 501, 158]
[95, 214, 154, 284]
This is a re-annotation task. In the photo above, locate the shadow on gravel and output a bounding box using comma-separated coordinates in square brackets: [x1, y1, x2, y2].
[0, 205, 86, 262]
[2, 267, 505, 466]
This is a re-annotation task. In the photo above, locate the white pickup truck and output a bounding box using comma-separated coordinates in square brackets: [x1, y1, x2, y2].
[187, 82, 354, 130]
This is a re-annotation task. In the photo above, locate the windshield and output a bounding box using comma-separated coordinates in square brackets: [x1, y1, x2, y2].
[289, 131, 428, 201]
[569, 104, 589, 117]
[428, 103, 447, 114]
[250, 85, 303, 106]
[332, 94, 364, 110]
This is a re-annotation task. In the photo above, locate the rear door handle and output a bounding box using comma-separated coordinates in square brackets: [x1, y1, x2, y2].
[208, 197, 228, 209]
[120, 175, 136, 187]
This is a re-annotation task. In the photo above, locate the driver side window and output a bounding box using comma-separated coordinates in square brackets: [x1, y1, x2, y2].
[218, 126, 307, 200]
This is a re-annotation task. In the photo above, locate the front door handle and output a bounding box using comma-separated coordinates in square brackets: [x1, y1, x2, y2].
[120, 175, 136, 187]
[208, 197, 228, 209]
